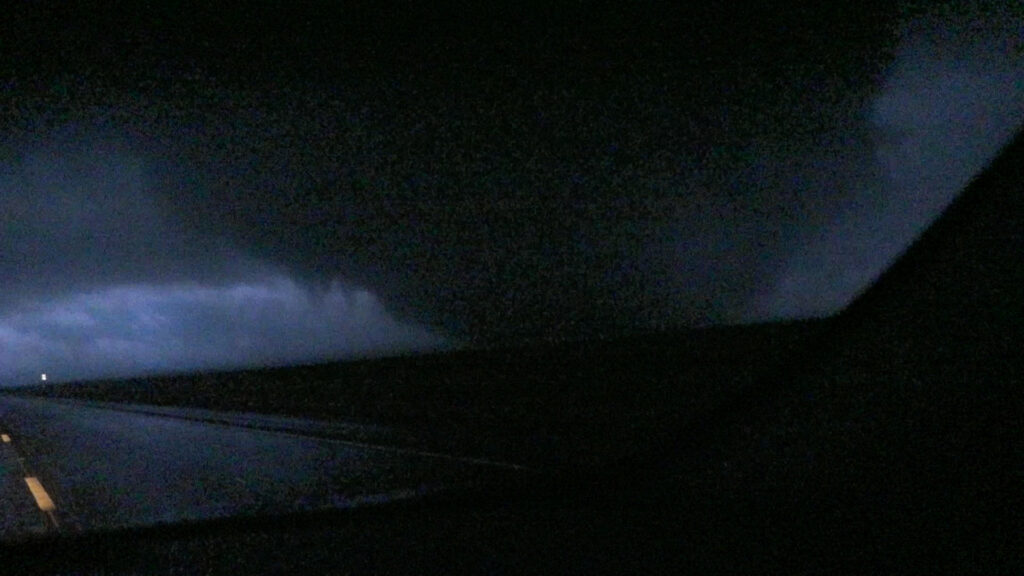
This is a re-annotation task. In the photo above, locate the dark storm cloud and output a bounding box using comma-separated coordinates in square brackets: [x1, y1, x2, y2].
[0, 279, 443, 383]
[1, 1, 1021, 383]
[189, 1, 1020, 338]
[750, 4, 1024, 318]
[0, 133, 257, 309]
[122, 3, 898, 341]
[0, 125, 445, 383]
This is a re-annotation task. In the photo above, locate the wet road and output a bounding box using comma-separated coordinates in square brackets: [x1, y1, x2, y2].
[0, 396, 520, 539]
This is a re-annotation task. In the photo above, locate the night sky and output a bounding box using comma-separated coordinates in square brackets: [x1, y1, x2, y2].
[1, 1, 1022, 384]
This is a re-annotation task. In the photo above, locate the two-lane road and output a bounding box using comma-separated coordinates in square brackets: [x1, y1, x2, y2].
[0, 395, 522, 539]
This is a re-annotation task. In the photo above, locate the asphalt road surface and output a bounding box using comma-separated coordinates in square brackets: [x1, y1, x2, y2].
[0, 395, 523, 540]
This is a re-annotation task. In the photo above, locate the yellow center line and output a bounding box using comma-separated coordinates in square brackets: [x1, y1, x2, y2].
[1, 434, 10, 443]
[24, 477, 56, 512]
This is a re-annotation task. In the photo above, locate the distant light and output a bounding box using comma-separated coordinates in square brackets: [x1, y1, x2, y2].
[40, 373, 47, 382]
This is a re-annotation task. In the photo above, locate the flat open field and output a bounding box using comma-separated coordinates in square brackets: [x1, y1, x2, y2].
[5, 320, 825, 469]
